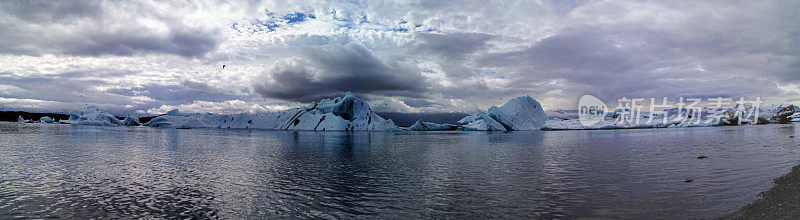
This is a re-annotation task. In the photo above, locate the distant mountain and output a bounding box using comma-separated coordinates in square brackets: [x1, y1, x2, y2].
[375, 112, 470, 127]
[0, 111, 70, 122]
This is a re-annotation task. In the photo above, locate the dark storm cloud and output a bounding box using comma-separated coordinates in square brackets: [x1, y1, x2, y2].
[0, 1, 218, 58]
[253, 42, 428, 102]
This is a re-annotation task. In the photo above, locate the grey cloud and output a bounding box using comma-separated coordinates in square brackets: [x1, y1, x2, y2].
[254, 42, 428, 102]
[412, 33, 494, 61]
[0, 70, 137, 107]
[107, 84, 239, 105]
[402, 98, 437, 108]
[0, 0, 102, 23]
[472, 7, 800, 107]
[0, 1, 218, 58]
[69, 29, 218, 58]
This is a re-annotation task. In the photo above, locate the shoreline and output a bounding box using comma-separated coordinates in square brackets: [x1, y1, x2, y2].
[726, 164, 800, 219]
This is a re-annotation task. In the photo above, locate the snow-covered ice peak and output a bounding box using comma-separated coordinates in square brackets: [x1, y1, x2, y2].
[488, 95, 548, 130]
[459, 95, 548, 131]
[307, 92, 370, 121]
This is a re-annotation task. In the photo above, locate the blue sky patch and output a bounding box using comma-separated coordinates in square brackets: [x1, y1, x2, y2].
[233, 10, 316, 33]
[283, 12, 312, 24]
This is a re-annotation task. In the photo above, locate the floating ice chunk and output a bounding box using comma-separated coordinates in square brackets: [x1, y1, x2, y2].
[407, 120, 455, 131]
[166, 109, 183, 116]
[459, 112, 507, 131]
[17, 116, 30, 123]
[144, 115, 209, 129]
[770, 104, 797, 124]
[792, 112, 800, 122]
[61, 106, 123, 126]
[487, 95, 547, 130]
[38, 116, 55, 123]
[122, 117, 140, 126]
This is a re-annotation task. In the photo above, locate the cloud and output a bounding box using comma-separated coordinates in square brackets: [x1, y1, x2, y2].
[412, 33, 494, 61]
[0, 0, 103, 23]
[143, 99, 287, 115]
[2, 0, 800, 115]
[468, 0, 800, 108]
[253, 42, 428, 102]
[0, 1, 219, 58]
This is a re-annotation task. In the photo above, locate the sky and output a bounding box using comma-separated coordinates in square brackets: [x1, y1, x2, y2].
[1, 0, 799, 116]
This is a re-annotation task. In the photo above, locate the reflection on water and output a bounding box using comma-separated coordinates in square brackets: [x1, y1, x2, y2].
[1, 122, 799, 219]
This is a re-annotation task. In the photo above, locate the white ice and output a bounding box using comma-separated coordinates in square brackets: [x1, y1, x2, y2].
[145, 92, 401, 131]
[458, 112, 507, 131]
[406, 120, 455, 131]
[38, 116, 55, 123]
[60, 106, 125, 126]
[17, 116, 30, 123]
[543, 109, 731, 130]
[122, 117, 140, 126]
[487, 95, 548, 130]
[457, 95, 548, 131]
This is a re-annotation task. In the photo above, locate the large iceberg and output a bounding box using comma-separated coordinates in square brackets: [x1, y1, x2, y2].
[145, 92, 401, 131]
[60, 106, 125, 126]
[488, 96, 548, 130]
[457, 95, 548, 131]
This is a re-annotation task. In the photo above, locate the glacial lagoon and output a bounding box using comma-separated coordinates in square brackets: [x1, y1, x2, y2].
[2, 122, 799, 218]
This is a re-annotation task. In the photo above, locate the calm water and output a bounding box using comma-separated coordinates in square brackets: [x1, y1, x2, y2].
[1, 122, 799, 219]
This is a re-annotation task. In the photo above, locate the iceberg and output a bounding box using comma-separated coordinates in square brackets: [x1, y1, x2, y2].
[543, 109, 730, 130]
[406, 120, 457, 131]
[770, 105, 798, 124]
[487, 95, 548, 130]
[17, 116, 30, 123]
[122, 117, 140, 126]
[458, 112, 507, 131]
[457, 95, 548, 131]
[166, 109, 184, 116]
[60, 106, 124, 126]
[145, 92, 401, 131]
[38, 116, 55, 123]
[792, 112, 800, 122]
